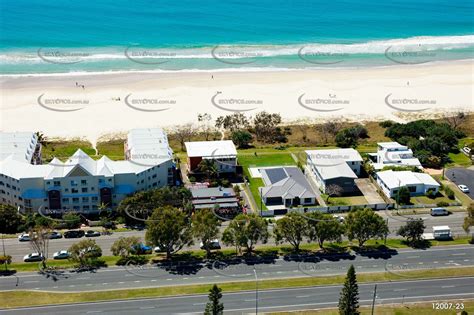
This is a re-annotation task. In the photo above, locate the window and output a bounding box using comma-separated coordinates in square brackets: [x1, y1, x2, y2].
[92, 196, 98, 201]
[82, 197, 88, 202]
[53, 181, 61, 186]
[71, 180, 78, 186]
[81, 180, 87, 185]
[72, 188, 79, 193]
[82, 188, 88, 193]
[72, 197, 79, 203]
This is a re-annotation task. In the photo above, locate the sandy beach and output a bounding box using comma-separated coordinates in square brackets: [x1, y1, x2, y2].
[1, 60, 472, 146]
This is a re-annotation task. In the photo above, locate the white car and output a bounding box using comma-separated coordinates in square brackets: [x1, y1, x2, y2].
[458, 184, 470, 193]
[23, 253, 44, 262]
[332, 214, 345, 223]
[53, 250, 70, 260]
[154, 246, 165, 253]
[18, 234, 30, 242]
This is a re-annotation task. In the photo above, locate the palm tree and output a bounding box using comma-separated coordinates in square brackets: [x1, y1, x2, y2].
[35, 131, 48, 148]
[197, 159, 218, 181]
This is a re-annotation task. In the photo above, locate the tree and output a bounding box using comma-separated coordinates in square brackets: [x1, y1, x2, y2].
[204, 284, 224, 315]
[0, 255, 12, 271]
[346, 208, 389, 247]
[62, 212, 81, 229]
[397, 219, 425, 246]
[335, 128, 359, 148]
[0, 205, 24, 234]
[111, 236, 141, 258]
[274, 212, 308, 252]
[253, 111, 282, 143]
[231, 130, 253, 148]
[338, 265, 360, 315]
[174, 123, 196, 151]
[28, 227, 50, 268]
[197, 159, 218, 181]
[192, 209, 221, 258]
[145, 206, 193, 259]
[215, 113, 249, 132]
[222, 213, 269, 255]
[463, 203, 474, 242]
[325, 184, 343, 203]
[396, 186, 411, 205]
[444, 111, 466, 130]
[198, 113, 214, 141]
[306, 212, 344, 249]
[319, 121, 342, 144]
[68, 239, 103, 269]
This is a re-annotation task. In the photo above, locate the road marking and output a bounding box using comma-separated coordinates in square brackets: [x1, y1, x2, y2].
[452, 253, 466, 256]
[102, 283, 108, 285]
[24, 280, 39, 283]
[139, 307, 155, 310]
[418, 262, 424, 265]
[86, 311, 102, 314]
[77, 277, 90, 280]
[134, 281, 141, 283]
[442, 285, 455, 288]
[151, 280, 157, 282]
[407, 256, 419, 259]
[118, 282, 124, 284]
[433, 261, 439, 263]
[69, 285, 75, 287]
[193, 303, 206, 306]
[394, 289, 407, 292]
[296, 295, 311, 298]
[166, 279, 172, 281]
[464, 260, 470, 262]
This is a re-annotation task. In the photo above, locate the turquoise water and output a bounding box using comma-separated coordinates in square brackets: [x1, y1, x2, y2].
[1, 0, 473, 75]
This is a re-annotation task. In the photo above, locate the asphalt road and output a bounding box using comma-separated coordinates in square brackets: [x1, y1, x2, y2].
[2, 277, 474, 314]
[446, 167, 474, 200]
[0, 245, 472, 292]
[4, 212, 466, 262]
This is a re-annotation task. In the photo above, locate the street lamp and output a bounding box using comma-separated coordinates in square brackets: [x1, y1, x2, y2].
[253, 267, 258, 314]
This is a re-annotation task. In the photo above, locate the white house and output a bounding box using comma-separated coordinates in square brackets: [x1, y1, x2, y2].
[376, 170, 440, 199]
[369, 142, 422, 170]
[306, 148, 363, 193]
[185, 140, 237, 174]
[0, 128, 175, 213]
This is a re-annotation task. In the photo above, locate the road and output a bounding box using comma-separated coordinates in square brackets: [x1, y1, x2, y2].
[0, 245, 472, 292]
[2, 277, 474, 314]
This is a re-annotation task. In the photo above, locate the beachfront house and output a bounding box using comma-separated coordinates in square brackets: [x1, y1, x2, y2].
[376, 170, 440, 199]
[368, 142, 422, 170]
[305, 148, 363, 194]
[185, 140, 238, 174]
[0, 128, 175, 213]
[259, 166, 317, 207]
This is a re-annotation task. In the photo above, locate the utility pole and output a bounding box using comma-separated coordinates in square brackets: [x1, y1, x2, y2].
[371, 284, 377, 315]
[259, 188, 263, 216]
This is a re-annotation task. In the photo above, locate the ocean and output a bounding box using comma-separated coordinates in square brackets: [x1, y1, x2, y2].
[1, 0, 473, 75]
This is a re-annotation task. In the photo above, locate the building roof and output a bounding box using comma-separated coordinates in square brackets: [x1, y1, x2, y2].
[315, 162, 359, 180]
[260, 167, 316, 199]
[378, 142, 408, 149]
[126, 128, 173, 165]
[185, 140, 237, 158]
[190, 187, 236, 199]
[0, 129, 173, 180]
[306, 148, 363, 164]
[0, 132, 37, 162]
[376, 170, 440, 190]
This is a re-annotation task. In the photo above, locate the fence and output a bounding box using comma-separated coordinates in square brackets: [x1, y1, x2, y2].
[260, 202, 394, 217]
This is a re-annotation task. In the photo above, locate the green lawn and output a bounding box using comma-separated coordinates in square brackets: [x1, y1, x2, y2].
[324, 195, 368, 206]
[448, 152, 472, 167]
[42, 139, 96, 161]
[411, 193, 452, 205]
[96, 139, 126, 160]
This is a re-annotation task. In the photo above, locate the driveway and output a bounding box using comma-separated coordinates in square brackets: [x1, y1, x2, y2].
[355, 178, 385, 204]
[445, 167, 474, 200]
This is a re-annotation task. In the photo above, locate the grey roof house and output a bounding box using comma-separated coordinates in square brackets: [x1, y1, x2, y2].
[259, 167, 317, 207]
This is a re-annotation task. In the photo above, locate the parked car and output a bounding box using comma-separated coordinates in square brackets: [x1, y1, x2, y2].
[131, 243, 152, 255]
[18, 233, 31, 242]
[430, 207, 448, 216]
[64, 230, 85, 238]
[200, 239, 221, 250]
[53, 250, 70, 260]
[332, 214, 345, 223]
[154, 246, 165, 253]
[458, 184, 470, 193]
[23, 253, 44, 262]
[462, 146, 471, 155]
[85, 230, 101, 237]
[44, 231, 62, 239]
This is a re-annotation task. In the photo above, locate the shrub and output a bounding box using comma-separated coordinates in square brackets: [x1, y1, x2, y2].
[444, 187, 455, 200]
[116, 255, 149, 266]
[0, 255, 12, 265]
[425, 189, 436, 199]
[379, 120, 394, 128]
[437, 201, 449, 207]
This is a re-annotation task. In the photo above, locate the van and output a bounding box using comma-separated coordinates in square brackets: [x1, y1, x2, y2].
[433, 226, 451, 240]
[430, 207, 448, 216]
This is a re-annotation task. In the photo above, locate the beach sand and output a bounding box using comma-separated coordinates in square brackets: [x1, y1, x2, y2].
[1, 60, 472, 146]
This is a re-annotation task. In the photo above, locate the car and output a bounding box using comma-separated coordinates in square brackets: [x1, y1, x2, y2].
[23, 253, 44, 262]
[85, 230, 101, 237]
[154, 246, 165, 253]
[18, 233, 31, 242]
[44, 231, 62, 239]
[200, 239, 221, 250]
[332, 214, 345, 223]
[131, 243, 152, 255]
[53, 250, 70, 260]
[462, 146, 471, 155]
[430, 207, 449, 216]
[63, 230, 85, 238]
[458, 184, 470, 193]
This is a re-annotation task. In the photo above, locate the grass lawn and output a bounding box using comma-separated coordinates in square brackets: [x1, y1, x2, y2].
[96, 139, 126, 160]
[2, 266, 474, 309]
[324, 195, 368, 206]
[448, 152, 472, 167]
[269, 300, 474, 315]
[42, 139, 96, 161]
[411, 194, 452, 205]
[441, 180, 473, 206]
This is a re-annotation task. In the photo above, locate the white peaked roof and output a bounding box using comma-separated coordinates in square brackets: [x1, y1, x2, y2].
[127, 128, 173, 165]
[377, 170, 440, 190]
[185, 140, 237, 158]
[0, 132, 37, 162]
[378, 142, 408, 149]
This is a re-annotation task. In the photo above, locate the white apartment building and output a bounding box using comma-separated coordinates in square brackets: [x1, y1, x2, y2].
[369, 142, 422, 170]
[0, 129, 175, 213]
